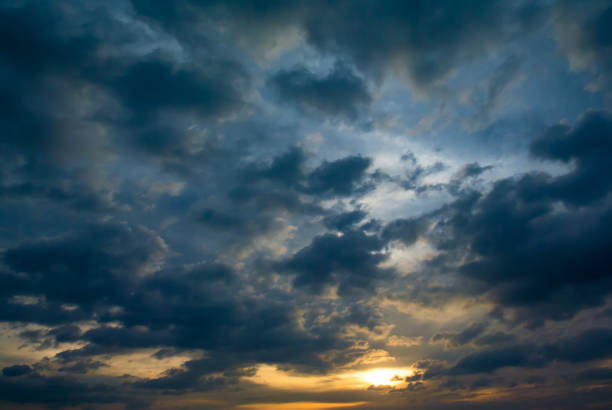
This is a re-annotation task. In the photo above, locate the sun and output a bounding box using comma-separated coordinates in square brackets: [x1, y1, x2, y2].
[360, 368, 405, 386]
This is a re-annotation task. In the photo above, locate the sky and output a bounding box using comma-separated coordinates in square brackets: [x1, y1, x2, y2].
[1, 1, 612, 409]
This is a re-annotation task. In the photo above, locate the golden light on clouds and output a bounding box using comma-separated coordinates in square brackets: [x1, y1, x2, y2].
[245, 364, 414, 391]
[236, 402, 368, 410]
[96, 349, 195, 378]
[357, 368, 410, 386]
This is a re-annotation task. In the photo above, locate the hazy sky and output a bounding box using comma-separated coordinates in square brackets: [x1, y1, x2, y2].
[2, 1, 612, 409]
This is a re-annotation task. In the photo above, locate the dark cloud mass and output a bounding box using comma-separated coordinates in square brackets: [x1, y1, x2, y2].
[2, 1, 612, 409]
[282, 229, 391, 295]
[269, 62, 372, 119]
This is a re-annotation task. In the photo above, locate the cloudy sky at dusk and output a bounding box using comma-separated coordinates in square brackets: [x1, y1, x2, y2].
[2, 1, 612, 409]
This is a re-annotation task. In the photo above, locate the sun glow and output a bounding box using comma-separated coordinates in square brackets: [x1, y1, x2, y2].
[245, 365, 414, 391]
[358, 368, 412, 386]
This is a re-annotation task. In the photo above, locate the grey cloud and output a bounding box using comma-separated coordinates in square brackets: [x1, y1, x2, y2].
[466, 55, 523, 129]
[323, 210, 368, 231]
[402, 111, 612, 325]
[2, 365, 32, 378]
[453, 163, 493, 181]
[304, 0, 543, 90]
[554, 0, 612, 93]
[431, 323, 488, 349]
[1, 1, 612, 409]
[133, 0, 544, 93]
[282, 229, 392, 296]
[530, 109, 612, 204]
[269, 62, 371, 120]
[452, 327, 612, 375]
[306, 155, 373, 196]
[382, 217, 428, 246]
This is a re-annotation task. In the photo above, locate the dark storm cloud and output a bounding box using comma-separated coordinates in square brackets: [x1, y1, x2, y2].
[403, 328, 612, 386]
[0, 0, 255, 233]
[0, 372, 149, 409]
[0, 230, 372, 393]
[0, 224, 392, 391]
[430, 322, 488, 349]
[554, 0, 612, 93]
[452, 162, 493, 181]
[186, 148, 377, 256]
[1, 222, 167, 317]
[530, 109, 612, 204]
[116, 61, 244, 116]
[57, 359, 107, 375]
[132, 0, 307, 47]
[444, 187, 611, 323]
[0, 2, 115, 212]
[239, 148, 372, 199]
[2, 365, 32, 378]
[281, 228, 392, 296]
[18, 325, 83, 351]
[2, 1, 612, 409]
[136, 356, 245, 391]
[447, 162, 494, 195]
[269, 62, 371, 119]
[194, 148, 374, 241]
[196, 207, 275, 236]
[0, 2, 100, 155]
[451, 344, 547, 375]
[132, 0, 544, 92]
[451, 327, 612, 375]
[398, 111, 612, 325]
[323, 210, 368, 231]
[303, 0, 543, 89]
[397, 152, 447, 193]
[472, 331, 517, 347]
[574, 367, 612, 382]
[113, 58, 250, 161]
[382, 217, 428, 246]
[306, 155, 373, 196]
[0, 3, 97, 75]
[256, 146, 307, 186]
[0, 0, 249, 161]
[405, 359, 450, 382]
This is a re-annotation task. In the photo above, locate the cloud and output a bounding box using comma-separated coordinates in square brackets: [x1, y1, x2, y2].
[0, 372, 149, 409]
[2, 365, 32, 378]
[133, 0, 544, 94]
[386, 335, 423, 347]
[191, 148, 375, 247]
[382, 217, 428, 246]
[303, 0, 542, 91]
[2, 222, 168, 316]
[431, 322, 488, 349]
[269, 62, 371, 120]
[306, 155, 373, 196]
[465, 55, 523, 129]
[451, 327, 612, 375]
[554, 0, 612, 93]
[281, 228, 392, 296]
[530, 109, 612, 204]
[574, 367, 612, 382]
[323, 210, 368, 231]
[1, 1, 612, 409]
[396, 111, 612, 325]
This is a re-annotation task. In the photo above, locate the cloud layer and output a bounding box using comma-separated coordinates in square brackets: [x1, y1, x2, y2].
[1, 1, 612, 409]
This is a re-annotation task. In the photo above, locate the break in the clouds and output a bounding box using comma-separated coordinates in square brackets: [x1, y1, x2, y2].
[1, 1, 612, 409]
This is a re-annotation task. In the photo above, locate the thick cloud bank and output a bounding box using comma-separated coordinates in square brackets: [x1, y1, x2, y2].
[1, 1, 612, 409]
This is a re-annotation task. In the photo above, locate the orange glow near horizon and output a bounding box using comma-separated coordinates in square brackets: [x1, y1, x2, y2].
[245, 364, 414, 391]
[236, 402, 368, 410]
[357, 368, 409, 386]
